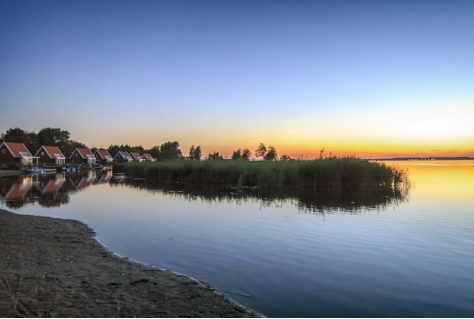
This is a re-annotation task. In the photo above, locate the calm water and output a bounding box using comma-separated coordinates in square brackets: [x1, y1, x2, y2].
[1, 161, 474, 317]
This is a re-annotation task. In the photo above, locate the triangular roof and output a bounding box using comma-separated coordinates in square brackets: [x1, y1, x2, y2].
[35, 145, 65, 159]
[143, 153, 154, 160]
[94, 149, 113, 160]
[70, 147, 95, 159]
[0, 141, 33, 158]
[130, 152, 142, 160]
[114, 151, 133, 161]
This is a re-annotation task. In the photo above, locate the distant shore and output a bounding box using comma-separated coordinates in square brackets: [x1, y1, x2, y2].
[0, 209, 259, 317]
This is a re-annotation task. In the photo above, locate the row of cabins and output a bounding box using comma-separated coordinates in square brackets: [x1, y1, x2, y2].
[0, 141, 156, 167]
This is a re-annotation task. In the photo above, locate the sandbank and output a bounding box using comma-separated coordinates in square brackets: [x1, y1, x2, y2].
[0, 209, 260, 317]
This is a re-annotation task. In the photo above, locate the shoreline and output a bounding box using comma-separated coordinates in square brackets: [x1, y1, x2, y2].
[0, 208, 260, 317]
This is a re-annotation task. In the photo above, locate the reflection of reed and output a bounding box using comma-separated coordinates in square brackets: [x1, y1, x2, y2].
[116, 158, 411, 213]
[123, 175, 410, 214]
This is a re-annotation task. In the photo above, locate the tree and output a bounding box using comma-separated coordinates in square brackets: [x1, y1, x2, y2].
[280, 154, 291, 161]
[231, 149, 241, 160]
[255, 143, 267, 159]
[1, 127, 32, 144]
[189, 145, 202, 160]
[159, 141, 182, 160]
[193, 146, 202, 160]
[108, 145, 121, 158]
[207, 151, 223, 160]
[241, 148, 251, 161]
[62, 140, 86, 157]
[36, 127, 70, 148]
[264, 146, 278, 161]
[147, 145, 161, 160]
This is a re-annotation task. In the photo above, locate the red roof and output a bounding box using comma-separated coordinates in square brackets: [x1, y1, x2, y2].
[95, 149, 112, 159]
[35, 145, 65, 159]
[71, 148, 95, 159]
[131, 152, 142, 160]
[1, 142, 32, 158]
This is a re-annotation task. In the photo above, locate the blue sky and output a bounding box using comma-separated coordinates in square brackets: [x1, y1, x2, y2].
[1, 0, 473, 158]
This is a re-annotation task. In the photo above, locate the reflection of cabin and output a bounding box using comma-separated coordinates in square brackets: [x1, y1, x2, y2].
[114, 151, 133, 163]
[0, 176, 33, 200]
[130, 152, 144, 162]
[69, 148, 96, 165]
[35, 145, 66, 167]
[3, 183, 32, 200]
[95, 171, 113, 184]
[69, 172, 97, 189]
[94, 149, 114, 165]
[36, 177, 66, 195]
[0, 141, 38, 166]
[142, 153, 156, 161]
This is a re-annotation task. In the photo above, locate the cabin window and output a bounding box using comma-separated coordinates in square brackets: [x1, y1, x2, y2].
[41, 151, 44, 155]
[75, 153, 78, 157]
[1, 149, 5, 154]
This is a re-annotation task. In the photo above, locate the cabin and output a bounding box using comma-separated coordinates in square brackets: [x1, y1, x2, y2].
[0, 141, 38, 167]
[69, 147, 96, 165]
[114, 151, 133, 163]
[142, 153, 156, 161]
[94, 149, 114, 165]
[35, 145, 66, 167]
[130, 152, 144, 162]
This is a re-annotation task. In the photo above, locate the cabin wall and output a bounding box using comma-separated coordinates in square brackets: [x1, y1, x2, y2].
[0, 144, 20, 165]
[36, 151, 56, 166]
[70, 151, 86, 164]
[114, 155, 126, 163]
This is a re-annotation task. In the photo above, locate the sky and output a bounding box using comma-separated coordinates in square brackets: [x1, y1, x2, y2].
[1, 0, 473, 158]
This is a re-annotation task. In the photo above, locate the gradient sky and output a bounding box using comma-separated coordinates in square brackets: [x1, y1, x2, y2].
[1, 0, 473, 158]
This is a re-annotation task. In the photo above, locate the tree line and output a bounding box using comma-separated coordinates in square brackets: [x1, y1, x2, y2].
[1, 127, 291, 161]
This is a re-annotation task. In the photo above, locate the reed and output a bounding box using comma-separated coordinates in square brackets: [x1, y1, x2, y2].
[114, 157, 407, 191]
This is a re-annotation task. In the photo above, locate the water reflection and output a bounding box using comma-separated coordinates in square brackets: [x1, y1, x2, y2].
[112, 177, 409, 214]
[0, 170, 113, 209]
[1, 169, 409, 213]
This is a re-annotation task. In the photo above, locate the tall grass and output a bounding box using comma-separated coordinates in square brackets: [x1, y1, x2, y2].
[114, 157, 408, 191]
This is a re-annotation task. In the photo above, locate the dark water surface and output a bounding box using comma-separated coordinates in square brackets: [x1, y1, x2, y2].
[1, 160, 474, 317]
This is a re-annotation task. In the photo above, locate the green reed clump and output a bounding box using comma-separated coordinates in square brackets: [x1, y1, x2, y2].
[114, 157, 407, 191]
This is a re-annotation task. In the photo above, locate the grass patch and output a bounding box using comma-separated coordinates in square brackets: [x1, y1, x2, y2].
[114, 157, 408, 191]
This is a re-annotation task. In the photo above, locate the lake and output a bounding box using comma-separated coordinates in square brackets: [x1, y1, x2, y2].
[1, 160, 474, 317]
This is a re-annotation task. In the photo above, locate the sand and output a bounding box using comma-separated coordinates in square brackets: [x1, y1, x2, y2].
[0, 209, 260, 317]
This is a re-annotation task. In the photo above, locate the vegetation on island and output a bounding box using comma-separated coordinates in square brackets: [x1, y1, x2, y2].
[114, 155, 408, 193]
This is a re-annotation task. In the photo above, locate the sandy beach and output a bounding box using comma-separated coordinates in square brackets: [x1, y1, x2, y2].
[0, 208, 259, 317]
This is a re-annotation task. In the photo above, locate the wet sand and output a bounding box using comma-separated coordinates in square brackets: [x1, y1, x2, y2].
[0, 209, 260, 317]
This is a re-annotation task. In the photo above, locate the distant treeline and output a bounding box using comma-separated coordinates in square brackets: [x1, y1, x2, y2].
[1, 127, 293, 161]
